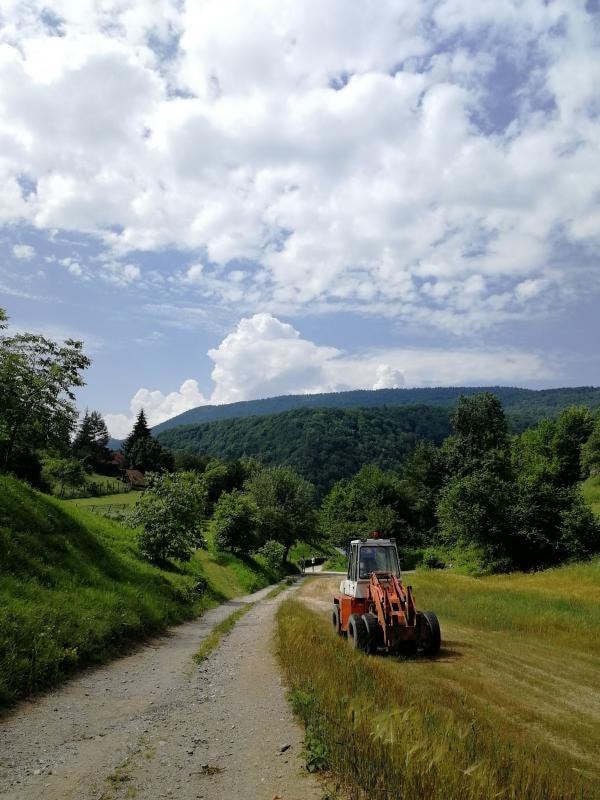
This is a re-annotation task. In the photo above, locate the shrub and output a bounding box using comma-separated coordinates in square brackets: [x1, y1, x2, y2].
[259, 539, 286, 568]
[128, 472, 207, 564]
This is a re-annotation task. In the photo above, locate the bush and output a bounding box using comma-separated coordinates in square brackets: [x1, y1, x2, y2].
[128, 472, 208, 564]
[213, 489, 260, 553]
[259, 539, 286, 568]
[420, 548, 446, 570]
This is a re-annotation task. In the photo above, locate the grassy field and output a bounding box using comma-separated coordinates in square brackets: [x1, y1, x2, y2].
[277, 563, 600, 799]
[0, 475, 283, 706]
[582, 475, 600, 517]
[65, 491, 140, 508]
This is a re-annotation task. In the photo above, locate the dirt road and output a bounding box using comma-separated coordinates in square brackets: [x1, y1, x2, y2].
[0, 583, 322, 800]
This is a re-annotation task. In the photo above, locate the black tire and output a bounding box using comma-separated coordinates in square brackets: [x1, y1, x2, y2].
[417, 611, 441, 656]
[332, 604, 342, 636]
[361, 612, 382, 653]
[348, 613, 369, 651]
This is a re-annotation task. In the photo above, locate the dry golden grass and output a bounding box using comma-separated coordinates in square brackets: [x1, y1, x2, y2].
[278, 563, 600, 799]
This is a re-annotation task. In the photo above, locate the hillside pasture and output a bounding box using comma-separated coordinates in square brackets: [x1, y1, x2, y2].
[0, 476, 284, 706]
[278, 563, 600, 799]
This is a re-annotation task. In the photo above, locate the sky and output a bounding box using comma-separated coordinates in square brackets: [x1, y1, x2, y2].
[0, 0, 599, 438]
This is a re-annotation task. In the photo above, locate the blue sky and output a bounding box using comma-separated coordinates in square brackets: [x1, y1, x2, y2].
[0, 0, 599, 437]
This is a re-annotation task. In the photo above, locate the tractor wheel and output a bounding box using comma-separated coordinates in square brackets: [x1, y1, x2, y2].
[348, 614, 369, 651]
[417, 611, 441, 656]
[332, 604, 343, 636]
[361, 612, 382, 654]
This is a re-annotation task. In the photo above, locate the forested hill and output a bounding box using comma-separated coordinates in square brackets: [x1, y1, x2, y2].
[151, 385, 600, 436]
[156, 405, 452, 497]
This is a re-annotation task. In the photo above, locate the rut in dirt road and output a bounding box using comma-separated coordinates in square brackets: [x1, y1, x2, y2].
[0, 583, 322, 800]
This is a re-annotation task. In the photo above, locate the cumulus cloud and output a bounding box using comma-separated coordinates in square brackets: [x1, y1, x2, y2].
[105, 313, 554, 437]
[12, 244, 35, 260]
[105, 378, 209, 439]
[0, 1, 598, 330]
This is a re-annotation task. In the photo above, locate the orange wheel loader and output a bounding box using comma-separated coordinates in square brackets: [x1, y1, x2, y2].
[332, 535, 441, 656]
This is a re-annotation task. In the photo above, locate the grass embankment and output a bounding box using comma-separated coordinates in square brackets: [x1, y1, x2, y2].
[277, 563, 600, 800]
[0, 475, 283, 706]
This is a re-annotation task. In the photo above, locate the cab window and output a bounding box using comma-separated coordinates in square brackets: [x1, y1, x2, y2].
[358, 546, 400, 579]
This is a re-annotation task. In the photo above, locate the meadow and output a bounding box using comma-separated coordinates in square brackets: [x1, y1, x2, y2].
[277, 563, 600, 800]
[0, 475, 283, 706]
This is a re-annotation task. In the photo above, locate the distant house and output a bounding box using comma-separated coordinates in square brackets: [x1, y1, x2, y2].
[125, 469, 146, 489]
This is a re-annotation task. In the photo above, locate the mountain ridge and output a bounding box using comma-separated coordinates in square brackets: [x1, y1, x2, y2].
[149, 385, 600, 436]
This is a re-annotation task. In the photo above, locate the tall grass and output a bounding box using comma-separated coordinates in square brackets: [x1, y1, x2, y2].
[277, 564, 600, 799]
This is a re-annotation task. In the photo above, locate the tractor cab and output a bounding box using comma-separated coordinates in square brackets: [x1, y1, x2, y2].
[340, 536, 401, 599]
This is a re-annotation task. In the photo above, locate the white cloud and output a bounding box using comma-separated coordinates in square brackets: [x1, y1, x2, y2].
[12, 243, 35, 260]
[105, 313, 555, 437]
[0, 1, 598, 330]
[105, 378, 209, 439]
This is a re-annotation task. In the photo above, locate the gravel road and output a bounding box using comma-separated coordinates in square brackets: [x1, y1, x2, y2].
[0, 583, 322, 800]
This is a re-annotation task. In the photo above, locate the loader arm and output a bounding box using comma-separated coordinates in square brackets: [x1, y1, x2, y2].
[369, 571, 417, 650]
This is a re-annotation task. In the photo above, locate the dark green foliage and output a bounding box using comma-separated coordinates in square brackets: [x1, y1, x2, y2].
[581, 414, 600, 477]
[438, 400, 599, 572]
[319, 465, 412, 546]
[72, 410, 110, 468]
[443, 393, 510, 478]
[157, 405, 452, 497]
[0, 310, 90, 473]
[151, 384, 600, 435]
[201, 458, 259, 507]
[245, 465, 317, 561]
[213, 489, 260, 553]
[127, 436, 174, 472]
[123, 408, 151, 452]
[122, 409, 174, 472]
[401, 440, 445, 535]
[128, 472, 208, 564]
[173, 450, 211, 472]
[437, 470, 514, 573]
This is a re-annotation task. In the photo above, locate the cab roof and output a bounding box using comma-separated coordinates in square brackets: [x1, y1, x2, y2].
[350, 538, 396, 546]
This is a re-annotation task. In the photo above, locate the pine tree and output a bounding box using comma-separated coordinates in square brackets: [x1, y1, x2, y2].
[122, 409, 152, 464]
[72, 409, 110, 468]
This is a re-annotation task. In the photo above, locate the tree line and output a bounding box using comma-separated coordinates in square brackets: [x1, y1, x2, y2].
[2, 306, 599, 574]
[320, 393, 600, 572]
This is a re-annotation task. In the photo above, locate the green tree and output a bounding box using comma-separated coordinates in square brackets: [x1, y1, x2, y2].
[122, 409, 151, 460]
[551, 406, 594, 486]
[41, 456, 88, 496]
[581, 414, 600, 477]
[319, 464, 411, 546]
[127, 437, 174, 473]
[245, 466, 316, 562]
[401, 440, 445, 535]
[213, 489, 261, 553]
[72, 410, 110, 468]
[128, 472, 207, 564]
[437, 470, 514, 572]
[443, 392, 510, 477]
[0, 311, 90, 473]
[436, 393, 514, 572]
[509, 408, 599, 568]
